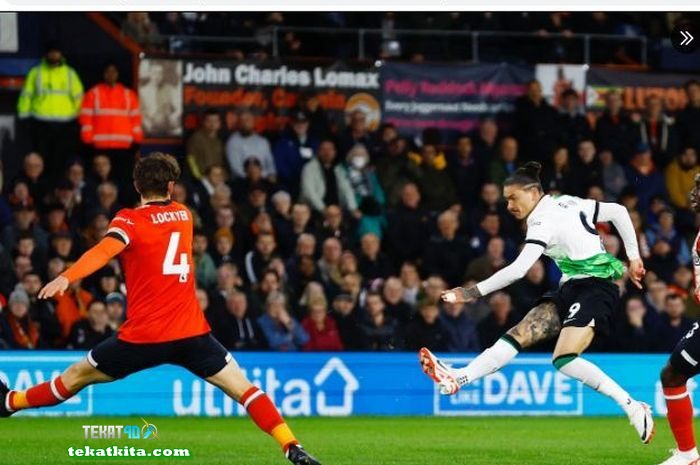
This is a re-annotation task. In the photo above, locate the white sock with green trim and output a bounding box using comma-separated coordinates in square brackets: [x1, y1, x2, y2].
[452, 337, 520, 385]
[555, 355, 635, 416]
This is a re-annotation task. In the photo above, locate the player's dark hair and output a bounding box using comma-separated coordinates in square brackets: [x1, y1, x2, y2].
[133, 152, 181, 198]
[503, 161, 543, 191]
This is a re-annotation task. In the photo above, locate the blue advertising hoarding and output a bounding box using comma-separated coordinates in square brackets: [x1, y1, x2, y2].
[0, 352, 688, 417]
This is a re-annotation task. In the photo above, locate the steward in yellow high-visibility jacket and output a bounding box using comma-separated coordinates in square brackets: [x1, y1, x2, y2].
[16, 44, 84, 187]
[17, 57, 83, 122]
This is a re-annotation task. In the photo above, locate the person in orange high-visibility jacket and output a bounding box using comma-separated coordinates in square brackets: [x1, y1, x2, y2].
[80, 64, 143, 204]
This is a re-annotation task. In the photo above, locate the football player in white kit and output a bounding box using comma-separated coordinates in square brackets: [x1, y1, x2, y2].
[420, 162, 654, 445]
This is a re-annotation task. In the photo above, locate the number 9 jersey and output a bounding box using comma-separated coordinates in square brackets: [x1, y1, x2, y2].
[105, 200, 210, 343]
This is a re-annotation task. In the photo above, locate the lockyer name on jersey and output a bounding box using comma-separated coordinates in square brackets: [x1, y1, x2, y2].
[150, 210, 189, 225]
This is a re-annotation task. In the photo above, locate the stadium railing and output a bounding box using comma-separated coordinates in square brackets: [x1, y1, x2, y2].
[161, 27, 648, 66]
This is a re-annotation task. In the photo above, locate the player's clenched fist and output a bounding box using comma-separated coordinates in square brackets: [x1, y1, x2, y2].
[38, 275, 70, 299]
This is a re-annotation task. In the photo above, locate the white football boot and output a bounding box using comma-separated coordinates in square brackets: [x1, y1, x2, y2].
[418, 347, 461, 395]
[628, 400, 655, 444]
[656, 449, 700, 465]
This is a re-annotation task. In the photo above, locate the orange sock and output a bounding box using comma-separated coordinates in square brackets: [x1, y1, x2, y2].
[665, 385, 697, 452]
[239, 386, 298, 451]
[8, 377, 72, 411]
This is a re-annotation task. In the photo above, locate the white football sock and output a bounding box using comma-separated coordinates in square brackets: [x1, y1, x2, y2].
[556, 355, 634, 416]
[452, 337, 519, 385]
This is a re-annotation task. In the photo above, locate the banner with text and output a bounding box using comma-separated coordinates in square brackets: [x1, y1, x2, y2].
[181, 59, 381, 136]
[0, 352, 683, 417]
[381, 62, 532, 142]
[585, 67, 691, 112]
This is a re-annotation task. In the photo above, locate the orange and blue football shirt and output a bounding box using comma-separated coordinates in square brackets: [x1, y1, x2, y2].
[106, 200, 210, 343]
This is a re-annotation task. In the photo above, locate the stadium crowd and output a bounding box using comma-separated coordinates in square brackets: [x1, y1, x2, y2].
[2, 42, 700, 354]
[114, 12, 689, 64]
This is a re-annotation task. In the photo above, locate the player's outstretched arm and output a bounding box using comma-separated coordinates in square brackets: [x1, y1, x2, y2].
[441, 242, 544, 304]
[596, 202, 645, 289]
[38, 236, 126, 299]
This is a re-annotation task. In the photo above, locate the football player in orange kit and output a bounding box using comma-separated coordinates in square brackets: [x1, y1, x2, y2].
[0, 153, 321, 465]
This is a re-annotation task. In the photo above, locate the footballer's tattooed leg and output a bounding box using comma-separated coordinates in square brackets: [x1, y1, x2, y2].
[506, 301, 561, 349]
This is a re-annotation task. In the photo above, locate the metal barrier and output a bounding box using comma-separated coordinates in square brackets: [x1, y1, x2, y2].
[162, 27, 648, 65]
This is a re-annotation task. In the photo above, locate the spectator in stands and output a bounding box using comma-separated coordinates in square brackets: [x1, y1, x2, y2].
[478, 292, 520, 349]
[423, 210, 472, 287]
[399, 261, 422, 308]
[80, 63, 142, 204]
[569, 139, 603, 197]
[22, 271, 61, 347]
[614, 296, 655, 352]
[12, 152, 49, 208]
[339, 109, 373, 156]
[399, 299, 448, 351]
[331, 293, 365, 349]
[471, 116, 499, 169]
[665, 147, 700, 231]
[357, 232, 391, 281]
[513, 80, 560, 162]
[636, 95, 679, 169]
[105, 292, 125, 331]
[54, 277, 94, 340]
[540, 146, 574, 195]
[448, 134, 483, 213]
[122, 12, 162, 50]
[0, 286, 43, 349]
[344, 144, 386, 238]
[646, 209, 691, 267]
[375, 136, 410, 206]
[67, 300, 113, 350]
[186, 109, 225, 180]
[676, 79, 700, 152]
[595, 89, 639, 163]
[317, 237, 344, 296]
[250, 269, 285, 316]
[17, 43, 83, 187]
[625, 143, 668, 216]
[508, 259, 549, 315]
[273, 110, 318, 198]
[212, 290, 265, 350]
[257, 292, 309, 351]
[193, 229, 217, 289]
[599, 149, 628, 201]
[300, 139, 358, 215]
[225, 110, 276, 181]
[465, 236, 508, 282]
[407, 143, 457, 212]
[302, 296, 344, 351]
[489, 137, 520, 186]
[440, 300, 480, 352]
[300, 92, 332, 141]
[654, 293, 695, 353]
[92, 266, 119, 301]
[192, 164, 228, 217]
[469, 211, 516, 260]
[359, 291, 397, 351]
[315, 204, 355, 251]
[385, 183, 430, 269]
[243, 232, 278, 286]
[381, 276, 413, 323]
[558, 88, 592, 154]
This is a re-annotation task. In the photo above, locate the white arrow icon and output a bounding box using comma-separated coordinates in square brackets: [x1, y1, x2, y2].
[680, 30, 695, 46]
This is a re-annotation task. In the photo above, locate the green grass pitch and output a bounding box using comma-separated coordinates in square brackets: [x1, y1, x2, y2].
[0, 416, 687, 464]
